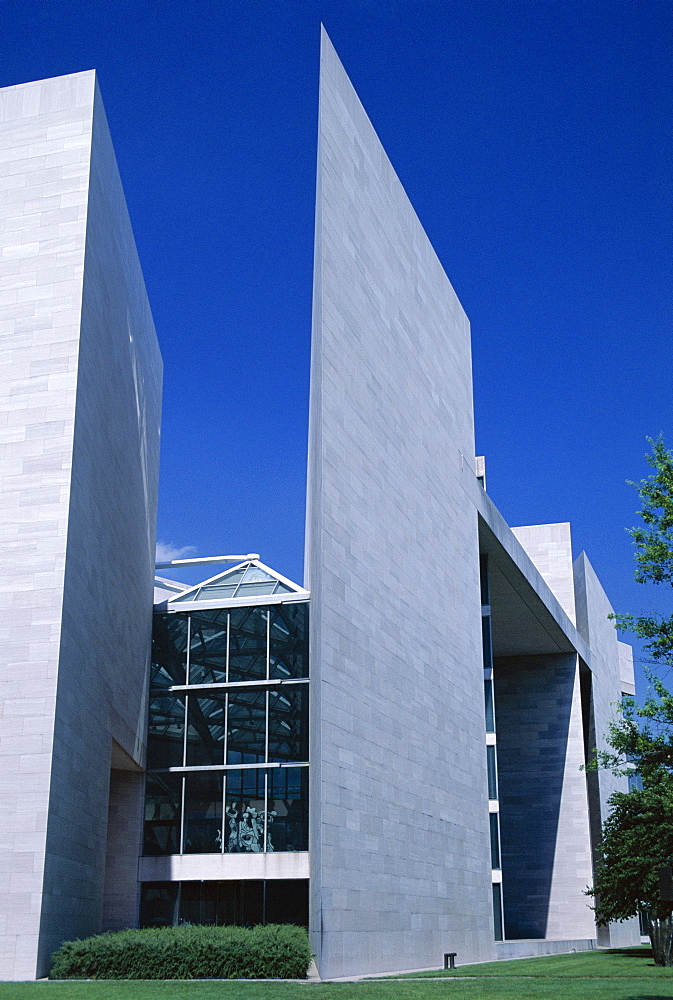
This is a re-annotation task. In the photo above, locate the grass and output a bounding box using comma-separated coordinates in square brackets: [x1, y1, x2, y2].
[0, 948, 671, 1000]
[391, 945, 673, 978]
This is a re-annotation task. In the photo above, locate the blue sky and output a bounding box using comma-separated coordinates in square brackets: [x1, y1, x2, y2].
[2, 1, 670, 690]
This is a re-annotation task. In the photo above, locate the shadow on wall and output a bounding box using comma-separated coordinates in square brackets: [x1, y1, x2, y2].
[495, 653, 575, 939]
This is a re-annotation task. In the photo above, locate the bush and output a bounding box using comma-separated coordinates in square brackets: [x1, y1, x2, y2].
[49, 923, 313, 979]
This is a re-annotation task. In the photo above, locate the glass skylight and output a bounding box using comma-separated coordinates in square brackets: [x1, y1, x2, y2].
[169, 561, 301, 604]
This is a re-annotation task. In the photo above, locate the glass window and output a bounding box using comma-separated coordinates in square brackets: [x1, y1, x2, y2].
[482, 616, 493, 671]
[487, 744, 498, 800]
[242, 566, 276, 585]
[265, 879, 309, 925]
[237, 582, 279, 598]
[143, 773, 183, 856]
[269, 603, 308, 679]
[238, 880, 265, 923]
[484, 679, 495, 733]
[186, 692, 226, 766]
[188, 610, 228, 685]
[268, 767, 308, 852]
[268, 687, 309, 763]
[224, 769, 266, 853]
[229, 607, 268, 682]
[480, 555, 490, 607]
[227, 689, 267, 764]
[147, 601, 310, 858]
[492, 882, 504, 941]
[233, 566, 282, 599]
[628, 771, 643, 792]
[151, 614, 188, 688]
[147, 694, 185, 769]
[183, 772, 223, 854]
[140, 880, 309, 928]
[179, 880, 219, 924]
[170, 566, 247, 603]
[201, 583, 239, 599]
[139, 882, 179, 927]
[490, 812, 501, 869]
[215, 880, 246, 925]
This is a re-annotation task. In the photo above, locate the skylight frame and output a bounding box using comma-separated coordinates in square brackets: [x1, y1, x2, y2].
[162, 559, 309, 610]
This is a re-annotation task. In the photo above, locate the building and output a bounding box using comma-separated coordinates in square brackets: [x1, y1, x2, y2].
[0, 30, 639, 982]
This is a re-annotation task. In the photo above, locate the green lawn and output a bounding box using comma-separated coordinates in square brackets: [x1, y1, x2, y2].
[392, 945, 672, 978]
[0, 948, 671, 1000]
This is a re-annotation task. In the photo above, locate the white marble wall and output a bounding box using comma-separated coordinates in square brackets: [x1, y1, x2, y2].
[512, 523, 576, 625]
[0, 70, 95, 982]
[573, 552, 640, 947]
[306, 30, 493, 978]
[0, 72, 162, 979]
[618, 640, 635, 696]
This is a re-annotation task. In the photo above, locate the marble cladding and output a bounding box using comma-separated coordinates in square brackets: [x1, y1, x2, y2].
[0, 70, 95, 982]
[102, 767, 144, 932]
[511, 523, 577, 626]
[495, 652, 594, 941]
[0, 71, 162, 979]
[573, 552, 639, 948]
[305, 30, 493, 977]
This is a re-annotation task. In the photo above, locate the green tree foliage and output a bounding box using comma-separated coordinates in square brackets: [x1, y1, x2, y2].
[588, 771, 673, 908]
[627, 437, 673, 587]
[596, 438, 673, 779]
[587, 438, 673, 966]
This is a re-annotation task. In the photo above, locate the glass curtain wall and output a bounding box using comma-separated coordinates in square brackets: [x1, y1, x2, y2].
[144, 601, 309, 856]
[481, 555, 504, 941]
[140, 879, 309, 928]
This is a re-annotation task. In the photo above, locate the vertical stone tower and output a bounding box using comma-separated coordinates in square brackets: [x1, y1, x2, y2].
[0, 71, 162, 980]
[305, 30, 493, 976]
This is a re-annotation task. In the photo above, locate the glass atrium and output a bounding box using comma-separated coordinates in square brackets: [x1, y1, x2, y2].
[142, 562, 310, 926]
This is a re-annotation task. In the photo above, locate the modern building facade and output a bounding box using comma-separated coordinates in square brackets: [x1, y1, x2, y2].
[0, 32, 638, 982]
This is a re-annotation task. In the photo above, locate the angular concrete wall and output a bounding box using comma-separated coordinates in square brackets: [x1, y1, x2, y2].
[573, 553, 640, 947]
[0, 72, 161, 979]
[511, 523, 576, 625]
[573, 553, 626, 831]
[0, 71, 95, 982]
[102, 766, 145, 933]
[306, 30, 493, 977]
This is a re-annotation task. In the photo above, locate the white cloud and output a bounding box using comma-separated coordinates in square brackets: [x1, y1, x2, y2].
[155, 541, 197, 562]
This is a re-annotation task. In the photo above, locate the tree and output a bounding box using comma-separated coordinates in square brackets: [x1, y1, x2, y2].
[596, 438, 673, 778]
[586, 438, 673, 965]
[588, 772, 673, 965]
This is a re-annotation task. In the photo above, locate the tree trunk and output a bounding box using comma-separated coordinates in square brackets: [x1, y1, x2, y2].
[647, 913, 673, 966]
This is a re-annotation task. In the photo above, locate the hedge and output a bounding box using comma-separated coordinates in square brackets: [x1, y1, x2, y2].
[49, 923, 313, 979]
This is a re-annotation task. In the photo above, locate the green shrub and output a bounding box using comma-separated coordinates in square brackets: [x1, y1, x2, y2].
[49, 923, 313, 980]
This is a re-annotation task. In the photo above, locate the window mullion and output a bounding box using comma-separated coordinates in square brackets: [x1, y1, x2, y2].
[182, 694, 188, 767]
[225, 612, 230, 683]
[263, 770, 268, 853]
[178, 774, 185, 855]
[185, 615, 191, 684]
[221, 769, 226, 855]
